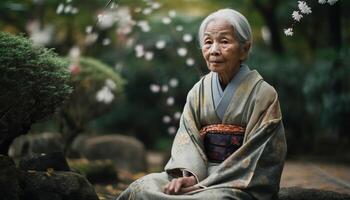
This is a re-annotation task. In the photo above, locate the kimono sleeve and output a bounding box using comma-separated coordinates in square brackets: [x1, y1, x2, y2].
[164, 80, 208, 182]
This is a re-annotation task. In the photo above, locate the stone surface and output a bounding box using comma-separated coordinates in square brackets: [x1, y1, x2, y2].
[281, 161, 350, 194]
[0, 155, 21, 200]
[19, 152, 70, 171]
[71, 134, 147, 172]
[9, 132, 63, 158]
[21, 170, 99, 200]
[279, 187, 350, 200]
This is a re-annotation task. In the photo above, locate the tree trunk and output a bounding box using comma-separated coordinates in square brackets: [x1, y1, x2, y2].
[328, 2, 342, 50]
[251, 0, 285, 54]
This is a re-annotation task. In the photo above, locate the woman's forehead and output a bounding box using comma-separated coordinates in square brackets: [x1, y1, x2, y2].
[204, 19, 234, 36]
[204, 19, 234, 35]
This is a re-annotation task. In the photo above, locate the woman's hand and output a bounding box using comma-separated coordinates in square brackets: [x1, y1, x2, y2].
[163, 176, 198, 195]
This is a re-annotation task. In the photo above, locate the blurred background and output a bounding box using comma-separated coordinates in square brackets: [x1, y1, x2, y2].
[1, 0, 349, 158]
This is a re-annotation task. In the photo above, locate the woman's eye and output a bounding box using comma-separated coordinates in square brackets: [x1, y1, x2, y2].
[204, 40, 212, 45]
[221, 40, 228, 44]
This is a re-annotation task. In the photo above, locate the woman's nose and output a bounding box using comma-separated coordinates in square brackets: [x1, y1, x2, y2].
[209, 43, 220, 55]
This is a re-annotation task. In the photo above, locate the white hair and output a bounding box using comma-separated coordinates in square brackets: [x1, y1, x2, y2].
[198, 8, 253, 53]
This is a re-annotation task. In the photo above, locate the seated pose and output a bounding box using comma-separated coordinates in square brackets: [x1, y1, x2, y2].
[117, 8, 287, 200]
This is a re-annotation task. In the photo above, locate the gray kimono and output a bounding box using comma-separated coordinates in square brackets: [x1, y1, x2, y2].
[117, 66, 287, 200]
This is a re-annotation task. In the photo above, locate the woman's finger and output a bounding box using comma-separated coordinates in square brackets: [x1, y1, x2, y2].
[174, 178, 183, 193]
[163, 182, 170, 194]
[168, 179, 178, 194]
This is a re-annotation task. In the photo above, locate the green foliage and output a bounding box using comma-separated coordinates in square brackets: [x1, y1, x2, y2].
[0, 32, 72, 120]
[303, 49, 350, 140]
[0, 32, 72, 154]
[248, 47, 350, 154]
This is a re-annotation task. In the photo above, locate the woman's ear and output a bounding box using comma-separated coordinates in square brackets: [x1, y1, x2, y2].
[240, 41, 251, 61]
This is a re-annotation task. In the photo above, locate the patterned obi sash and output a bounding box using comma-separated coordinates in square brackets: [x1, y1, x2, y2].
[200, 124, 245, 163]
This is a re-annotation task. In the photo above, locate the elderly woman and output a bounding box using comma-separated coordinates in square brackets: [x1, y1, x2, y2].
[117, 8, 286, 200]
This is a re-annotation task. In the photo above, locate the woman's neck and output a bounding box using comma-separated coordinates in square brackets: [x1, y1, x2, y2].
[218, 65, 241, 89]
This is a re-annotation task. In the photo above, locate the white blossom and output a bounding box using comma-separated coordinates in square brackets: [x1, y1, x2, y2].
[168, 126, 177, 135]
[318, 0, 327, 4]
[150, 84, 160, 93]
[173, 112, 181, 120]
[102, 38, 111, 46]
[186, 58, 195, 66]
[177, 48, 187, 57]
[85, 26, 93, 33]
[327, 0, 338, 5]
[152, 2, 161, 9]
[166, 97, 175, 106]
[284, 28, 294, 36]
[298, 1, 312, 14]
[162, 17, 171, 24]
[69, 46, 80, 59]
[96, 86, 114, 104]
[97, 12, 117, 29]
[143, 8, 152, 15]
[137, 20, 151, 32]
[292, 11, 303, 22]
[161, 85, 169, 93]
[64, 5, 72, 13]
[27, 21, 54, 46]
[261, 26, 271, 45]
[145, 51, 154, 61]
[105, 79, 117, 90]
[176, 25, 183, 32]
[182, 34, 193, 42]
[56, 3, 64, 14]
[126, 38, 135, 48]
[156, 40, 166, 49]
[169, 78, 178, 88]
[168, 10, 176, 18]
[115, 7, 135, 35]
[162, 115, 171, 124]
[71, 8, 79, 14]
[135, 44, 145, 58]
[66, 0, 72, 3]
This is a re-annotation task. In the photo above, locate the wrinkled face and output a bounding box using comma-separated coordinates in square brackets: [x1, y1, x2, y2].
[201, 19, 248, 75]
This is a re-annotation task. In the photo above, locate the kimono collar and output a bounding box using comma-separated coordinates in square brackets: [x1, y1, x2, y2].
[212, 65, 251, 120]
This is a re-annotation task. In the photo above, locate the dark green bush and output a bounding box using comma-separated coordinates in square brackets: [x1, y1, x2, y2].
[0, 32, 72, 154]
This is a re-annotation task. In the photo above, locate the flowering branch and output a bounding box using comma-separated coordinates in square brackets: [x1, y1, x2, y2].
[284, 0, 339, 36]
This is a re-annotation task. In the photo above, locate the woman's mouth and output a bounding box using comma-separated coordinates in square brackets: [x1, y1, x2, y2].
[210, 60, 224, 64]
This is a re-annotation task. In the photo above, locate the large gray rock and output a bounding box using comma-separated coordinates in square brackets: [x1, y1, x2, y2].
[19, 152, 70, 172]
[9, 132, 63, 158]
[0, 155, 21, 200]
[71, 134, 147, 172]
[21, 170, 99, 200]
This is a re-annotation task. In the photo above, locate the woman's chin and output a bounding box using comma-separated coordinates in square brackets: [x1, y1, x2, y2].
[208, 65, 224, 73]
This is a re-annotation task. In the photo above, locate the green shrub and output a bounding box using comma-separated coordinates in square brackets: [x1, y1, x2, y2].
[58, 57, 125, 153]
[0, 32, 72, 154]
